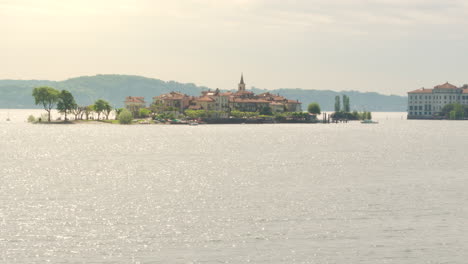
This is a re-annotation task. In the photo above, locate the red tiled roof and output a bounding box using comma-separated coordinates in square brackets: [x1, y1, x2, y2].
[257, 92, 286, 102]
[153, 92, 189, 100]
[408, 88, 433, 94]
[286, 100, 301, 104]
[125, 96, 145, 103]
[235, 90, 254, 95]
[462, 89, 468, 94]
[195, 96, 215, 102]
[434, 82, 457, 89]
[231, 98, 270, 103]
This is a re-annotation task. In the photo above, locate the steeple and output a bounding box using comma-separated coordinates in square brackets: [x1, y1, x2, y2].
[238, 73, 246, 91]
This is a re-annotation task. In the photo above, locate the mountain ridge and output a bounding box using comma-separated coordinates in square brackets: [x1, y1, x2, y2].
[0, 74, 407, 111]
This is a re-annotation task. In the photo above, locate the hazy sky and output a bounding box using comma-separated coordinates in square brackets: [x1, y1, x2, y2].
[2, 0, 468, 95]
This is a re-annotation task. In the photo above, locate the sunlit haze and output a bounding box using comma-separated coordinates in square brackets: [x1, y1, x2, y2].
[2, 0, 468, 95]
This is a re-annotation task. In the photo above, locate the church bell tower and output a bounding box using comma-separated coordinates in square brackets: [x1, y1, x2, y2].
[238, 73, 246, 92]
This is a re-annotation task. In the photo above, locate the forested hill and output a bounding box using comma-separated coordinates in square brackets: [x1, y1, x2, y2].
[0, 74, 407, 111]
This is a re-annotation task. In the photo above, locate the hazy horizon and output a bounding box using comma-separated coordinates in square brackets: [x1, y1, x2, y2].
[3, 0, 468, 96]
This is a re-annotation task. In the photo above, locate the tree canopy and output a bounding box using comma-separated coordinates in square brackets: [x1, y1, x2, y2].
[93, 99, 110, 120]
[118, 108, 133, 124]
[57, 90, 77, 121]
[342, 95, 350, 112]
[32, 86, 60, 122]
[307, 103, 321, 114]
[334, 95, 341, 112]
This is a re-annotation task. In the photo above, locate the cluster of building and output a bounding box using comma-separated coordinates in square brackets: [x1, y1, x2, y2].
[407, 82, 468, 119]
[124, 75, 302, 116]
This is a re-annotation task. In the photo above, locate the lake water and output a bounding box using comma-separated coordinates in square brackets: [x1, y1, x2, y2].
[0, 110, 467, 263]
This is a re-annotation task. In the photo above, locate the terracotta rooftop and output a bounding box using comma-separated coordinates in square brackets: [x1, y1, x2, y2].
[231, 98, 270, 103]
[235, 90, 254, 95]
[220, 91, 234, 96]
[408, 88, 433, 94]
[125, 96, 145, 103]
[153, 92, 189, 100]
[434, 82, 458, 89]
[195, 96, 215, 102]
[257, 92, 286, 101]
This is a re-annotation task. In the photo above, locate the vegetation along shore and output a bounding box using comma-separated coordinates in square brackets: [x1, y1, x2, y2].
[28, 75, 374, 125]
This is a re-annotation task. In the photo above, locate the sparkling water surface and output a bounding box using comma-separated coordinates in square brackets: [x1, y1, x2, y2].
[0, 110, 467, 263]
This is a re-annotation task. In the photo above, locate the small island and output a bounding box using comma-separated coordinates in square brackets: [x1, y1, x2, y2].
[29, 74, 372, 125]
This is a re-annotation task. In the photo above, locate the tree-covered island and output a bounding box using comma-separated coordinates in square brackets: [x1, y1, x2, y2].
[28, 75, 383, 125]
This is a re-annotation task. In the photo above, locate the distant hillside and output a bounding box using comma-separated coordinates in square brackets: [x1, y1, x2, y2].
[0, 74, 406, 111]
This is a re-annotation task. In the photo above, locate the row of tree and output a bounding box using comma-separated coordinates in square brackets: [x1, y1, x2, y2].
[331, 95, 372, 120]
[32, 86, 114, 122]
[182, 109, 311, 121]
[439, 103, 468, 120]
[335, 95, 350, 112]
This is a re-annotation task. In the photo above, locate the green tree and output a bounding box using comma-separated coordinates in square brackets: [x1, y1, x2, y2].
[114, 108, 124, 120]
[334, 95, 341, 112]
[32, 86, 60, 122]
[291, 112, 308, 119]
[103, 102, 112, 120]
[230, 110, 244, 118]
[150, 103, 169, 114]
[71, 106, 84, 120]
[259, 106, 272, 116]
[157, 112, 175, 120]
[342, 95, 350, 112]
[27, 115, 36, 123]
[84, 105, 94, 120]
[185, 110, 206, 119]
[139, 108, 151, 118]
[93, 99, 109, 120]
[56, 90, 77, 121]
[307, 103, 321, 114]
[442, 103, 465, 119]
[118, 108, 133, 124]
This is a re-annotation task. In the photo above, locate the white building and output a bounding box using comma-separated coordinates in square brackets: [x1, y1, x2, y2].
[408, 82, 468, 119]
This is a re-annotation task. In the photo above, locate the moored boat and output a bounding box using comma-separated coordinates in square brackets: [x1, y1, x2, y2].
[361, 119, 378, 124]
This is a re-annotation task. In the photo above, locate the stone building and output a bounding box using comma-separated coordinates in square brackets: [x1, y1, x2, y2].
[153, 92, 192, 113]
[224, 74, 302, 113]
[124, 96, 146, 116]
[407, 82, 468, 119]
[144, 74, 303, 115]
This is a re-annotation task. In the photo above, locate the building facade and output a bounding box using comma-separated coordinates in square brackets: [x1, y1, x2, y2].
[124, 96, 146, 115]
[153, 92, 192, 113]
[225, 74, 302, 113]
[142, 74, 303, 115]
[408, 82, 468, 119]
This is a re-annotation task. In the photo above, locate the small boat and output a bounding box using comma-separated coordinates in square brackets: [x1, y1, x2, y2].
[188, 122, 199, 126]
[361, 119, 378, 124]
